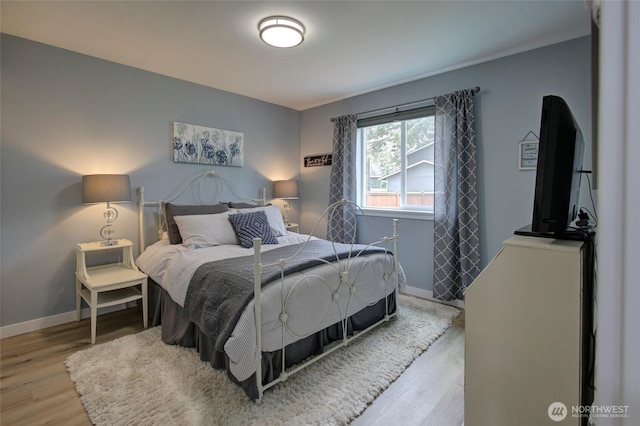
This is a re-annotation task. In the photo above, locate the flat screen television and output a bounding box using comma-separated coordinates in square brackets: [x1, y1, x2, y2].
[516, 95, 585, 239]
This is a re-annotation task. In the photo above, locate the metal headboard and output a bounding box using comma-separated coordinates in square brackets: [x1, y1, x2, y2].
[137, 170, 267, 254]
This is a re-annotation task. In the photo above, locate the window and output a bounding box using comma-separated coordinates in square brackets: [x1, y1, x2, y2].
[356, 104, 435, 215]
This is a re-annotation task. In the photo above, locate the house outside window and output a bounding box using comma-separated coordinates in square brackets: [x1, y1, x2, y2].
[356, 104, 435, 217]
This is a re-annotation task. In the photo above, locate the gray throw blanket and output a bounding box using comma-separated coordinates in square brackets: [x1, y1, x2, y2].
[183, 240, 389, 352]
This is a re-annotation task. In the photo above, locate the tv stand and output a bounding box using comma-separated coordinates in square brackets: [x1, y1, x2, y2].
[514, 224, 595, 241]
[464, 235, 595, 425]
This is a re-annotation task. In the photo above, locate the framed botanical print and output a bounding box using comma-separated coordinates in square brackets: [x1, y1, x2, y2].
[173, 122, 244, 167]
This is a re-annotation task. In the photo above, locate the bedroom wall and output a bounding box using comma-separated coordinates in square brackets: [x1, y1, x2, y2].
[0, 35, 300, 330]
[299, 37, 592, 295]
[0, 34, 592, 329]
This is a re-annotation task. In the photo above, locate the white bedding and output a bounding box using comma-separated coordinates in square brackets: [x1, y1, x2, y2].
[136, 232, 404, 382]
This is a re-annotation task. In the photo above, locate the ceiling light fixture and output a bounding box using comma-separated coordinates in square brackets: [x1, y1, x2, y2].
[258, 16, 305, 48]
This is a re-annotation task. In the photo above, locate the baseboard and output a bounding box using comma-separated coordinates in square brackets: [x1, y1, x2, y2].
[402, 285, 465, 309]
[0, 303, 136, 339]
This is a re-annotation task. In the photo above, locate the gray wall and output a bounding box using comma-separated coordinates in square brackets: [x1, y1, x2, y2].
[300, 37, 592, 292]
[1, 34, 591, 326]
[1, 35, 300, 327]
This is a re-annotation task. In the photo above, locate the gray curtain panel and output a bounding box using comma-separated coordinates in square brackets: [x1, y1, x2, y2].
[327, 115, 357, 243]
[433, 90, 480, 301]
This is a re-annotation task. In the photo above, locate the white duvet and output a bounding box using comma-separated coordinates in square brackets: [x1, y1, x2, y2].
[136, 232, 404, 382]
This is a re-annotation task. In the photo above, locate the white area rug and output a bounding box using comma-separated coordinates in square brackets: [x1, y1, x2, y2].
[66, 294, 459, 425]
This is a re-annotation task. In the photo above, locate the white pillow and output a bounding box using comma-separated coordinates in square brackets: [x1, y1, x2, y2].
[173, 212, 238, 248]
[237, 205, 288, 236]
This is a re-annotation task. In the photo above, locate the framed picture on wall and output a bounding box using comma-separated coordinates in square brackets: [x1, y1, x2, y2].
[173, 122, 244, 167]
[519, 140, 539, 170]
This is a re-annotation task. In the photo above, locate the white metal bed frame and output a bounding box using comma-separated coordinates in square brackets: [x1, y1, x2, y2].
[137, 170, 267, 253]
[137, 171, 400, 401]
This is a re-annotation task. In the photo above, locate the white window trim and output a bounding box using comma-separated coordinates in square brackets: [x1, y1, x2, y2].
[357, 207, 434, 221]
[356, 106, 436, 217]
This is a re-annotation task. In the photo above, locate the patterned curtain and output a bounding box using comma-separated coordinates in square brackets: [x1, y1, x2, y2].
[433, 90, 480, 301]
[327, 115, 357, 243]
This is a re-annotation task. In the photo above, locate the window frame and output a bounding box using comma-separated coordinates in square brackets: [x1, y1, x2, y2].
[355, 103, 436, 221]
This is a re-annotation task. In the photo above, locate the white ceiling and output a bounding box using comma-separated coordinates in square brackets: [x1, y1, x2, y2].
[1, 1, 591, 111]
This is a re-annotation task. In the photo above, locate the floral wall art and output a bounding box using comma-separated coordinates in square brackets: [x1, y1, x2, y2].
[173, 122, 244, 167]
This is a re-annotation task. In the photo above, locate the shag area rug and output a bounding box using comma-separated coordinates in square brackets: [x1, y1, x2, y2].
[66, 294, 459, 426]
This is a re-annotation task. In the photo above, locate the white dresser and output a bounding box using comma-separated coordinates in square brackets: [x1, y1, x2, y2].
[464, 235, 594, 425]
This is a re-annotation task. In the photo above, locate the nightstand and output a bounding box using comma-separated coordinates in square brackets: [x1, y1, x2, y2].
[286, 223, 300, 233]
[75, 239, 148, 343]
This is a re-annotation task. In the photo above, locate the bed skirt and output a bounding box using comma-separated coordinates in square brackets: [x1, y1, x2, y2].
[147, 279, 396, 399]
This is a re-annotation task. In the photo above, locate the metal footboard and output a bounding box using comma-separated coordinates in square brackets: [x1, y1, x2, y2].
[252, 200, 400, 401]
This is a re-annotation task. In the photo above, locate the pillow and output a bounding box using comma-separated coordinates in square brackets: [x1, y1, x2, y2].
[228, 210, 279, 248]
[164, 203, 229, 244]
[173, 212, 238, 248]
[229, 201, 268, 209]
[235, 205, 288, 236]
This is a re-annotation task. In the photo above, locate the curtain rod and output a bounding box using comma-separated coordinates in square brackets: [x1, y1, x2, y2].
[330, 86, 480, 122]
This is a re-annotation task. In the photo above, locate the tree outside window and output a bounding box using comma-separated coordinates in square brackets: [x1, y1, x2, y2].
[358, 114, 435, 211]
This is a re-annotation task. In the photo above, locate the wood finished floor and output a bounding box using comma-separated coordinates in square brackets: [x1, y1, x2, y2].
[1, 301, 465, 426]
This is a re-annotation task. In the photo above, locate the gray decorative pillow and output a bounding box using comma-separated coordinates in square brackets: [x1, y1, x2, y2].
[164, 203, 229, 244]
[228, 210, 279, 249]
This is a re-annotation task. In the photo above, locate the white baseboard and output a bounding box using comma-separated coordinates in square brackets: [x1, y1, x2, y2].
[0, 303, 136, 339]
[402, 285, 465, 309]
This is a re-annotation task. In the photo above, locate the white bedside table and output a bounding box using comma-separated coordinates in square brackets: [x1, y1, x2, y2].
[286, 223, 300, 233]
[75, 239, 148, 344]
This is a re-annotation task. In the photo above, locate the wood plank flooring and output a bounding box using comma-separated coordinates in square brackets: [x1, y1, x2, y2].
[1, 302, 465, 425]
[353, 305, 465, 426]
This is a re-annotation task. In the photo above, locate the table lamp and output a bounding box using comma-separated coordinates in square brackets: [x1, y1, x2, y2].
[82, 174, 132, 246]
[273, 180, 299, 225]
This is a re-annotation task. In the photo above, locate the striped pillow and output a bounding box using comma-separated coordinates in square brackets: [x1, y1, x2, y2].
[228, 210, 279, 248]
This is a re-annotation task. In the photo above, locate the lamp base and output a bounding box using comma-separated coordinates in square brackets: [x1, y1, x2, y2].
[283, 203, 290, 226]
[100, 205, 118, 246]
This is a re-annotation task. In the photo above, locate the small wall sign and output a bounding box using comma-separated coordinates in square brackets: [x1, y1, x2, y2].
[304, 154, 333, 167]
[519, 140, 539, 170]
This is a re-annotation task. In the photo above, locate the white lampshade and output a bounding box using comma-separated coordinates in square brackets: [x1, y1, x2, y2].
[273, 180, 299, 199]
[258, 16, 305, 48]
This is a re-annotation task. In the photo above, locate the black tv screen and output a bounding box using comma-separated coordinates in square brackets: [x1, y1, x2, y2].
[531, 95, 584, 235]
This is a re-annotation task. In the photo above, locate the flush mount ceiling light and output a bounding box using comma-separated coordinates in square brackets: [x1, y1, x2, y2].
[258, 16, 305, 48]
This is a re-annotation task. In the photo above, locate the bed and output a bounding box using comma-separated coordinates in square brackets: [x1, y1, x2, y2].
[135, 171, 405, 400]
